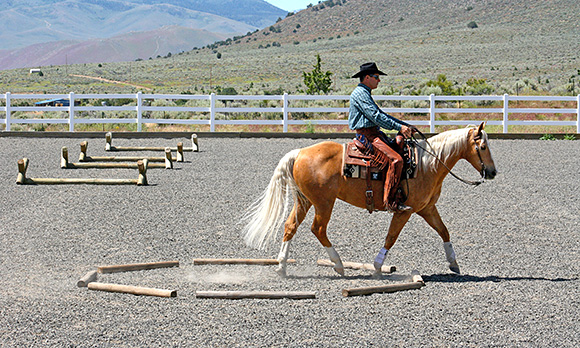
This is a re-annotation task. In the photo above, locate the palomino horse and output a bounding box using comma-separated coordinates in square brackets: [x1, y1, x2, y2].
[243, 123, 497, 276]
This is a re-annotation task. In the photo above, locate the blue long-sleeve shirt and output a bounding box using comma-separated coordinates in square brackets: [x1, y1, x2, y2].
[349, 83, 405, 131]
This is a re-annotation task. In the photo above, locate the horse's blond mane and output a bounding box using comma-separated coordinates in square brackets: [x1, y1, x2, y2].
[418, 127, 473, 171]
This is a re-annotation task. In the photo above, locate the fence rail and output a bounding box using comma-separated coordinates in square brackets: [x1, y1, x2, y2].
[1, 92, 579, 133]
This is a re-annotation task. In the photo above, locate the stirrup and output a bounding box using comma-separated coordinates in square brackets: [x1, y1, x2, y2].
[386, 201, 412, 213]
[396, 203, 412, 212]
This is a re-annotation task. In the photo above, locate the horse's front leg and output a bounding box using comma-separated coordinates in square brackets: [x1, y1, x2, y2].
[311, 204, 345, 276]
[374, 211, 412, 272]
[417, 205, 460, 274]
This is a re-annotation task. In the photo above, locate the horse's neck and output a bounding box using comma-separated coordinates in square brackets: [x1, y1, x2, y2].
[420, 131, 467, 183]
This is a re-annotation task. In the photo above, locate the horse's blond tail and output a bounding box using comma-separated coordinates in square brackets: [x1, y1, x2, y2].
[242, 149, 303, 250]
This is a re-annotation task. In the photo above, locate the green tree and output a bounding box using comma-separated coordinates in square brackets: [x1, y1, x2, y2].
[302, 54, 333, 95]
[426, 74, 462, 95]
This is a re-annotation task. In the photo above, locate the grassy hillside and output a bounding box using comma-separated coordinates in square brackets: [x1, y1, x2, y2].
[1, 0, 579, 97]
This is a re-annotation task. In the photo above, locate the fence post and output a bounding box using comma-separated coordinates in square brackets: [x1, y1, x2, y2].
[210, 93, 216, 132]
[69, 92, 75, 132]
[136, 91, 142, 132]
[503, 94, 509, 133]
[429, 94, 435, 133]
[577, 94, 580, 134]
[5, 92, 11, 131]
[283, 93, 288, 132]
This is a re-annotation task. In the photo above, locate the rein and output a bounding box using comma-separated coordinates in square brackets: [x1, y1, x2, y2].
[409, 129, 485, 186]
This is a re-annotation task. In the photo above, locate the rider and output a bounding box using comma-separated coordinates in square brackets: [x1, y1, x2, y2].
[349, 62, 416, 212]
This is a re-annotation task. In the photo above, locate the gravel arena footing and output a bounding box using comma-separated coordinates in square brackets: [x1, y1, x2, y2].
[0, 135, 578, 347]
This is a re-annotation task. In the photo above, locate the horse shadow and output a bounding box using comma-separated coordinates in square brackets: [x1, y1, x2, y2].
[286, 272, 578, 283]
[422, 273, 578, 283]
[286, 273, 413, 281]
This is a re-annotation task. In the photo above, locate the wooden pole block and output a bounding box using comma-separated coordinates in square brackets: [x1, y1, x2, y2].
[341, 281, 424, 297]
[105, 132, 112, 151]
[79, 141, 88, 161]
[16, 158, 29, 184]
[61, 147, 69, 168]
[164, 148, 173, 169]
[176, 142, 184, 162]
[192, 258, 296, 265]
[88, 282, 177, 298]
[77, 270, 98, 287]
[97, 260, 180, 274]
[191, 134, 199, 152]
[137, 159, 148, 186]
[317, 259, 396, 273]
[195, 290, 315, 300]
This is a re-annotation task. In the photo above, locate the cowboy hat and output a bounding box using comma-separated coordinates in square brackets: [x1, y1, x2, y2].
[351, 62, 386, 78]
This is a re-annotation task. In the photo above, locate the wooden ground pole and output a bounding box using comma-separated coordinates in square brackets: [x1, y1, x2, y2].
[192, 258, 296, 265]
[195, 290, 315, 300]
[317, 259, 396, 273]
[97, 260, 180, 274]
[88, 282, 177, 298]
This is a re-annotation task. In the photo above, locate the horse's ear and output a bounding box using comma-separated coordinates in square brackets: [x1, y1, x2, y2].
[476, 122, 485, 137]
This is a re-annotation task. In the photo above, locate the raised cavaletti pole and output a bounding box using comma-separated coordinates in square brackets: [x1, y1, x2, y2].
[80, 141, 179, 164]
[63, 147, 168, 169]
[17, 157, 148, 185]
[105, 132, 195, 154]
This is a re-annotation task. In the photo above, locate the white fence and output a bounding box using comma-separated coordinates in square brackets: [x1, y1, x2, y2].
[1, 92, 579, 133]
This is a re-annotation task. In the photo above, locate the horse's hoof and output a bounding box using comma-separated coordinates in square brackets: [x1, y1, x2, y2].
[449, 261, 461, 274]
[276, 266, 287, 278]
[334, 267, 345, 276]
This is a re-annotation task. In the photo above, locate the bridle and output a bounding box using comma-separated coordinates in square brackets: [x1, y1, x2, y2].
[410, 128, 486, 186]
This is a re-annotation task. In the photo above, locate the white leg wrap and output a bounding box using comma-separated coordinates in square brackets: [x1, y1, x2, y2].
[374, 247, 389, 272]
[444, 241, 456, 263]
[325, 246, 344, 275]
[276, 241, 291, 277]
[277, 240, 291, 262]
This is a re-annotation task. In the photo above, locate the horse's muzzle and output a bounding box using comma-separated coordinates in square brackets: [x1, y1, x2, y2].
[484, 167, 497, 180]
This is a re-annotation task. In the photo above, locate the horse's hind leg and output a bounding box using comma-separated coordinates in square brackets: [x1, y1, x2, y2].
[276, 199, 312, 277]
[311, 203, 344, 276]
[417, 205, 460, 274]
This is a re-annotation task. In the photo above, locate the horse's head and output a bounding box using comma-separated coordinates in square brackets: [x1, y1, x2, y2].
[466, 122, 497, 180]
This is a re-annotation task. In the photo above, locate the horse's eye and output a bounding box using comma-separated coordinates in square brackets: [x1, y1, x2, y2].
[480, 143, 487, 150]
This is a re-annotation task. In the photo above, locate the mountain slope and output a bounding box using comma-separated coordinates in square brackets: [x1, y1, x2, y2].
[0, 0, 284, 69]
[0, 26, 227, 69]
[0, 1, 264, 50]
